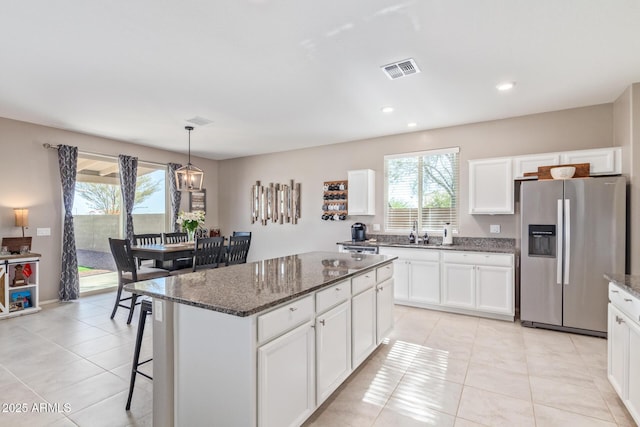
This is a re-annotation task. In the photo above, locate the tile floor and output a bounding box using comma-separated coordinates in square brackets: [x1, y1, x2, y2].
[0, 292, 636, 426]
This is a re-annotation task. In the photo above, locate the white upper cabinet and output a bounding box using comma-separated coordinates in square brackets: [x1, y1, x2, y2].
[468, 158, 514, 214]
[561, 147, 621, 175]
[348, 169, 375, 215]
[513, 153, 561, 179]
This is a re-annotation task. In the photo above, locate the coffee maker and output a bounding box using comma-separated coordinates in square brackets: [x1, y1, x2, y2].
[351, 223, 366, 242]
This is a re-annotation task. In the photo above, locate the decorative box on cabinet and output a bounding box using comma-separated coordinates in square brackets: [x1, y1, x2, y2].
[347, 169, 375, 215]
[0, 254, 41, 319]
[468, 158, 514, 214]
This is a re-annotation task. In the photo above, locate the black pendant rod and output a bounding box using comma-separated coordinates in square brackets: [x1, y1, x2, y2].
[185, 125, 194, 165]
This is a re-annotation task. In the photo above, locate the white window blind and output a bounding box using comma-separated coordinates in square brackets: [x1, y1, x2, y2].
[384, 147, 459, 233]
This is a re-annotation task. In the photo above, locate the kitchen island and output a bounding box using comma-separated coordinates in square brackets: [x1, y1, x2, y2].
[124, 251, 396, 427]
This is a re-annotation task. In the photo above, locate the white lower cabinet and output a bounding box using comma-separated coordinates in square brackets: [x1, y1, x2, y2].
[628, 322, 640, 423]
[258, 321, 316, 427]
[442, 252, 514, 317]
[352, 287, 376, 368]
[441, 263, 475, 309]
[380, 246, 514, 321]
[376, 278, 394, 343]
[608, 303, 627, 397]
[608, 284, 640, 425]
[475, 265, 514, 315]
[378, 247, 439, 305]
[316, 301, 351, 404]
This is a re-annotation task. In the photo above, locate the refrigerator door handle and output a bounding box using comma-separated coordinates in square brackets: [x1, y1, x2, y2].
[564, 198, 570, 285]
[557, 199, 563, 285]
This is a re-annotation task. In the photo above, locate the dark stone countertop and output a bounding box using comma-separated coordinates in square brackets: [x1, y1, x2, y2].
[605, 273, 640, 299]
[124, 251, 396, 317]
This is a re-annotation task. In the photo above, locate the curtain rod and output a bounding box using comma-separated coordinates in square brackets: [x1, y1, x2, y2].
[42, 143, 167, 167]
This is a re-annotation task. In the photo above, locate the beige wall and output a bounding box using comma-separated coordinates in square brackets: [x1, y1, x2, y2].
[0, 117, 219, 302]
[613, 83, 640, 274]
[618, 83, 640, 274]
[218, 104, 615, 262]
[0, 102, 622, 302]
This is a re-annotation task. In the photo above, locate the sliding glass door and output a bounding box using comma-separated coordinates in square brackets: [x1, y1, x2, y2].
[73, 154, 167, 293]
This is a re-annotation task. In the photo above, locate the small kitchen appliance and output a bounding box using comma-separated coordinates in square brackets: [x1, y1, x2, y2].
[442, 223, 453, 245]
[351, 222, 366, 242]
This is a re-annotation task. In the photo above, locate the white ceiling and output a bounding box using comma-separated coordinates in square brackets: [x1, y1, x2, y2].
[2, 1, 640, 160]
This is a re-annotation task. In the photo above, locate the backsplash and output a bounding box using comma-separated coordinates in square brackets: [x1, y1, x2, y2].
[366, 233, 516, 250]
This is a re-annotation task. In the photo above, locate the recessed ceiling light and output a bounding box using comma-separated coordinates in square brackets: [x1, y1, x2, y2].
[407, 122, 417, 128]
[496, 81, 516, 91]
[381, 106, 394, 113]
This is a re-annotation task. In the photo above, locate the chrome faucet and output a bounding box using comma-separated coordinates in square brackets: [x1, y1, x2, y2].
[410, 220, 418, 244]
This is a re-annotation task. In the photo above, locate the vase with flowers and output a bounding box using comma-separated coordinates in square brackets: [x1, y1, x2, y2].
[177, 211, 205, 242]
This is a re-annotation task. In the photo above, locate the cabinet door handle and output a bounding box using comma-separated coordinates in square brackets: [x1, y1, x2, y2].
[319, 319, 325, 326]
[616, 316, 626, 324]
[289, 307, 297, 312]
[625, 298, 633, 302]
[335, 287, 341, 291]
[611, 290, 619, 293]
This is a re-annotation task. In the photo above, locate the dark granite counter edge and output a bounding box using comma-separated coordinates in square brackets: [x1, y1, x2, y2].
[125, 256, 397, 317]
[605, 273, 640, 300]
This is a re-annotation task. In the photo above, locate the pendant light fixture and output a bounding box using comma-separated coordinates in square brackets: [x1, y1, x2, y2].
[175, 125, 204, 192]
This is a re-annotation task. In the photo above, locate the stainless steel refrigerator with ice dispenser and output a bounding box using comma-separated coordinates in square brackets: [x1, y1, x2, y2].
[520, 175, 625, 337]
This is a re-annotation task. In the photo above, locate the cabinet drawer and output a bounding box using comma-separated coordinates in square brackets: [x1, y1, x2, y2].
[377, 263, 393, 283]
[352, 271, 376, 295]
[609, 283, 640, 322]
[258, 295, 314, 344]
[379, 247, 439, 262]
[316, 280, 350, 314]
[442, 251, 513, 267]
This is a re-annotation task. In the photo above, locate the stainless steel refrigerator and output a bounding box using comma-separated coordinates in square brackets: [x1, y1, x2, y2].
[520, 176, 625, 337]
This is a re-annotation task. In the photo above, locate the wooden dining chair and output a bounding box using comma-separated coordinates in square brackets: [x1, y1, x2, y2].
[161, 232, 192, 269]
[108, 238, 169, 324]
[170, 237, 225, 275]
[133, 233, 162, 266]
[226, 235, 251, 266]
[162, 232, 188, 244]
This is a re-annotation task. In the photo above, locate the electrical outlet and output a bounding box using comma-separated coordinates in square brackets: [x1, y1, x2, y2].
[36, 227, 51, 236]
[490, 224, 501, 234]
[372, 223, 381, 232]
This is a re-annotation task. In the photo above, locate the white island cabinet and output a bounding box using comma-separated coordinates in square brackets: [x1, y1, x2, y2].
[608, 281, 640, 425]
[125, 251, 395, 427]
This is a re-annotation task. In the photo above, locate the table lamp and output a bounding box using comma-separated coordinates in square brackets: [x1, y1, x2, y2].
[14, 208, 28, 237]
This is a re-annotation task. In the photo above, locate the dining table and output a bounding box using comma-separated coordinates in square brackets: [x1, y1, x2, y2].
[131, 242, 196, 270]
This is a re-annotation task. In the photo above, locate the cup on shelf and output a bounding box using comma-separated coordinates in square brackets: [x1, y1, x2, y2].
[0, 246, 8, 255]
[20, 245, 29, 254]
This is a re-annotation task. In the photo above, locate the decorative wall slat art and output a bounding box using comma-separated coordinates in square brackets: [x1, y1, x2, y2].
[251, 180, 301, 225]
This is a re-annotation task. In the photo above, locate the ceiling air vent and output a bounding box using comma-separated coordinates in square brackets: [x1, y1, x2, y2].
[381, 58, 420, 80]
[186, 116, 213, 126]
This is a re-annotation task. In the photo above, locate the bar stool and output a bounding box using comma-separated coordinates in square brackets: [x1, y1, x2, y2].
[126, 299, 153, 410]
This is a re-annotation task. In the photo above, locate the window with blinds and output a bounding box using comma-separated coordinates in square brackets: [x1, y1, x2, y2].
[384, 147, 459, 233]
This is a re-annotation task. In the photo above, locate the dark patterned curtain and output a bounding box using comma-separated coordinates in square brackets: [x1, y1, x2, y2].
[168, 163, 182, 232]
[58, 145, 80, 301]
[118, 155, 138, 243]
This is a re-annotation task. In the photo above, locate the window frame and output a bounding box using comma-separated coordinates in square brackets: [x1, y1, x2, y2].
[384, 147, 460, 233]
